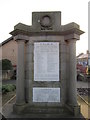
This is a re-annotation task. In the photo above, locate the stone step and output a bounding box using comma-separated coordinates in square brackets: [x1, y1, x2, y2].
[21, 113, 74, 118]
[22, 106, 73, 116]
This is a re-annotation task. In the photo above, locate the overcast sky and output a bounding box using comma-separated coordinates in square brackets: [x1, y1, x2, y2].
[0, 0, 89, 55]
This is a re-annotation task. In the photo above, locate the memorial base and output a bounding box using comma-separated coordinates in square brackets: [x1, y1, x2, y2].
[65, 104, 81, 117]
[13, 103, 27, 114]
[13, 103, 82, 118]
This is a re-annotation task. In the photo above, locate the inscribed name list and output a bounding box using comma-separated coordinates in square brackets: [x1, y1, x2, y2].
[34, 42, 59, 81]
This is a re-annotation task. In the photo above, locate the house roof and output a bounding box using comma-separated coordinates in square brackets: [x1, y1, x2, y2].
[77, 53, 88, 59]
[0, 36, 13, 46]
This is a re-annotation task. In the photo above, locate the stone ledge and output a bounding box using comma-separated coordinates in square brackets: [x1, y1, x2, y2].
[10, 22, 84, 36]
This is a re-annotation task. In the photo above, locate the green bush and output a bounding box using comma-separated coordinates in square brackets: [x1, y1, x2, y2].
[2, 84, 16, 94]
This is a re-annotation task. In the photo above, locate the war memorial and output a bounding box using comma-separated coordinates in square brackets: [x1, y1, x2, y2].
[9, 11, 84, 118]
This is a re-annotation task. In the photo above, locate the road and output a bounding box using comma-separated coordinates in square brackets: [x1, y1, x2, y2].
[2, 79, 16, 85]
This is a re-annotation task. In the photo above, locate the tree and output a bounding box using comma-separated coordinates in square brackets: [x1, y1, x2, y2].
[1, 59, 13, 70]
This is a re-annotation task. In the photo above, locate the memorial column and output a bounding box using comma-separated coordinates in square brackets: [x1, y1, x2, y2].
[68, 40, 78, 106]
[15, 40, 26, 105]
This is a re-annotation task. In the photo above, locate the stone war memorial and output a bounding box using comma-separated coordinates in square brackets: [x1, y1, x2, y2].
[10, 11, 84, 118]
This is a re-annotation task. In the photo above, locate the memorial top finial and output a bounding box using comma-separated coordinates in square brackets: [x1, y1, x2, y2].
[32, 11, 61, 30]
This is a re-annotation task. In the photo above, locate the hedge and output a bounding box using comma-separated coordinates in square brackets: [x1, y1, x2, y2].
[0, 84, 16, 94]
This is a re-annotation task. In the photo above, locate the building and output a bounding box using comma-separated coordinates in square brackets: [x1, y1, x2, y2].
[0, 36, 18, 69]
[0, 37, 18, 79]
[77, 50, 90, 66]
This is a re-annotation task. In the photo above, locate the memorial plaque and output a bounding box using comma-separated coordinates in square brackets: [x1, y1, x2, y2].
[34, 42, 59, 81]
[33, 88, 60, 102]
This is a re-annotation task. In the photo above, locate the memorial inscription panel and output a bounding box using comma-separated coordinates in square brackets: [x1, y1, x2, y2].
[34, 42, 59, 81]
[33, 88, 60, 102]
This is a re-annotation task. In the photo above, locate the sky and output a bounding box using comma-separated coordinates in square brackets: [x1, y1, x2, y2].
[0, 0, 89, 55]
